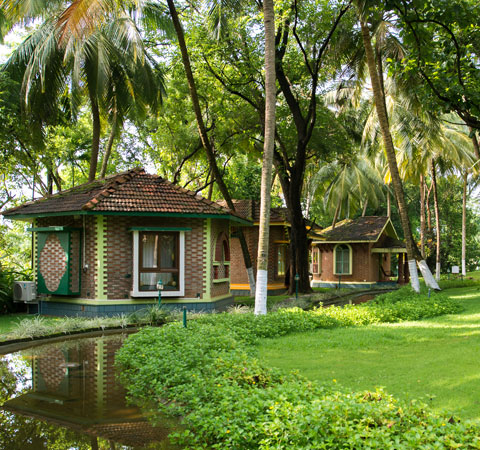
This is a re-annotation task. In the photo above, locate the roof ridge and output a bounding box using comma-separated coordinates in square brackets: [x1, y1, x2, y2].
[82, 168, 145, 210]
[2, 168, 145, 215]
[159, 177, 234, 214]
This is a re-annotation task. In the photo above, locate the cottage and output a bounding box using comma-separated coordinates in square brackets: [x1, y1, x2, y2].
[310, 216, 408, 288]
[2, 168, 251, 316]
[217, 200, 290, 295]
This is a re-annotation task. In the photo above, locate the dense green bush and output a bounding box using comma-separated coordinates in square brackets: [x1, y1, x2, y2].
[116, 289, 472, 448]
[0, 266, 31, 314]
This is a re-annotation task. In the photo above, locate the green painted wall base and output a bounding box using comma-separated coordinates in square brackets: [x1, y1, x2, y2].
[38, 295, 235, 317]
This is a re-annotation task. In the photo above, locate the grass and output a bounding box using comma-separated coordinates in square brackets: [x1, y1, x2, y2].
[258, 285, 480, 422]
[0, 314, 58, 338]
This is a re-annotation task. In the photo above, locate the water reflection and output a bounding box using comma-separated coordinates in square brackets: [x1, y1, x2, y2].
[0, 334, 179, 449]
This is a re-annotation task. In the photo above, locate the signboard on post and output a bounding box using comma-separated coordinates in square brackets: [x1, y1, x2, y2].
[451, 266, 460, 274]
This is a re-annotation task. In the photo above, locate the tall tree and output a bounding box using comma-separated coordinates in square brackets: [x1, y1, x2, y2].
[254, 0, 276, 315]
[4, 3, 165, 182]
[357, 4, 438, 291]
[201, 0, 353, 293]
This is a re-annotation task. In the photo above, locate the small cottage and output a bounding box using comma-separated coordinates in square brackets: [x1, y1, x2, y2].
[310, 216, 408, 288]
[218, 200, 290, 295]
[2, 168, 251, 316]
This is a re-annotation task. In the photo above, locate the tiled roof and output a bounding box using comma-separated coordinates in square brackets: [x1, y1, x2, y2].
[312, 216, 393, 243]
[216, 199, 288, 223]
[2, 168, 247, 222]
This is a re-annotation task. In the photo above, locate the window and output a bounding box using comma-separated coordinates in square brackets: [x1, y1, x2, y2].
[277, 245, 287, 277]
[132, 230, 185, 297]
[214, 232, 230, 280]
[311, 247, 320, 274]
[334, 244, 352, 275]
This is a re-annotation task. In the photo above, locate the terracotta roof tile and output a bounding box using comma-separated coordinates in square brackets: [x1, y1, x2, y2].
[216, 199, 288, 223]
[2, 168, 246, 221]
[313, 216, 391, 242]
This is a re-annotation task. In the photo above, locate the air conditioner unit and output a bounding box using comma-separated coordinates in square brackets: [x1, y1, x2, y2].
[13, 281, 37, 302]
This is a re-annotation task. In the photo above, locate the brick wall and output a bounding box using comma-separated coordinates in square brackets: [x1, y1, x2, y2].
[230, 225, 288, 286]
[69, 230, 81, 293]
[39, 233, 67, 292]
[105, 216, 206, 299]
[36, 216, 96, 298]
[36, 215, 231, 300]
[312, 243, 379, 283]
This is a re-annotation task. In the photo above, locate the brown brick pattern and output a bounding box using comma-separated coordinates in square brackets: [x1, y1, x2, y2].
[230, 225, 289, 287]
[69, 230, 81, 293]
[39, 234, 67, 292]
[312, 243, 380, 283]
[105, 216, 205, 299]
[36, 216, 97, 298]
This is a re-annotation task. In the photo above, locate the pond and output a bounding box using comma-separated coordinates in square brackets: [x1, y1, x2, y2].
[0, 333, 180, 449]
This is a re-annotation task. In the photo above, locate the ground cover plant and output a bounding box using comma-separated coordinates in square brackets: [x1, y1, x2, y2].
[0, 306, 171, 342]
[115, 287, 479, 449]
[259, 286, 480, 421]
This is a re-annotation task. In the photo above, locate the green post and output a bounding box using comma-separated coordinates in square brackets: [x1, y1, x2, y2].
[338, 274, 341, 289]
[294, 274, 300, 299]
[156, 280, 163, 307]
[183, 306, 187, 328]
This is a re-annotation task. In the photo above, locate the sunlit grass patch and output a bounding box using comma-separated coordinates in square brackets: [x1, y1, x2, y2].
[258, 286, 480, 421]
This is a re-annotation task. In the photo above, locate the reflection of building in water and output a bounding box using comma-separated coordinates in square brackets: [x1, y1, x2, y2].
[3, 335, 174, 448]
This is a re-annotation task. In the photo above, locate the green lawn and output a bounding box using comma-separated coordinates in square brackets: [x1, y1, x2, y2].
[258, 285, 480, 422]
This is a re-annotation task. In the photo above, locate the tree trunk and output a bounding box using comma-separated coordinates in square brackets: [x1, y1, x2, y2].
[362, 198, 368, 217]
[359, 17, 435, 292]
[167, 0, 255, 295]
[470, 129, 480, 160]
[419, 173, 426, 258]
[386, 190, 391, 217]
[431, 159, 441, 281]
[89, 93, 101, 182]
[462, 169, 467, 276]
[254, 0, 276, 315]
[332, 200, 341, 228]
[100, 111, 118, 179]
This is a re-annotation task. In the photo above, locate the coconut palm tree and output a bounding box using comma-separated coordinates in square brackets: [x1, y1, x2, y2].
[253, 0, 276, 315]
[15, 0, 259, 295]
[3, 3, 165, 183]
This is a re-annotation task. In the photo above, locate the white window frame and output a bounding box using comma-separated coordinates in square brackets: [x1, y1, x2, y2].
[131, 230, 185, 297]
[333, 243, 352, 276]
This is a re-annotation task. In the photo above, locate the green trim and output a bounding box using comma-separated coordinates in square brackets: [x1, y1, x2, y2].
[213, 261, 231, 266]
[36, 231, 71, 295]
[204, 219, 211, 299]
[7, 210, 252, 225]
[32, 219, 37, 283]
[128, 226, 192, 232]
[45, 297, 157, 305]
[95, 216, 107, 300]
[27, 226, 82, 232]
[42, 294, 233, 304]
[213, 278, 229, 284]
[161, 293, 233, 304]
[95, 340, 105, 411]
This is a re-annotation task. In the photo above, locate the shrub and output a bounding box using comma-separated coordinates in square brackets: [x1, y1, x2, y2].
[438, 278, 480, 290]
[0, 265, 31, 314]
[116, 290, 472, 449]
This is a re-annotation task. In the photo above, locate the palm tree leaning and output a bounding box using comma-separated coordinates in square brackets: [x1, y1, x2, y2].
[357, 7, 439, 291]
